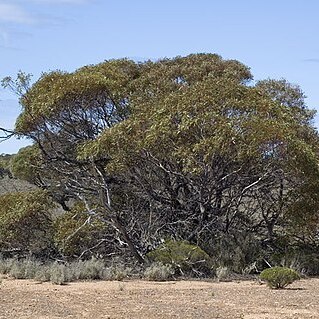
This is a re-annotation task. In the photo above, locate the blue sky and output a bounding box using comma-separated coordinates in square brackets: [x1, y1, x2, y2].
[1, 0, 319, 153]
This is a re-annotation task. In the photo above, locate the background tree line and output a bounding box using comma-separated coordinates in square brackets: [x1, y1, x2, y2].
[1, 54, 319, 275]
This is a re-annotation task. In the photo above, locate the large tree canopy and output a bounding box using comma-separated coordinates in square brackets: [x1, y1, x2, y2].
[6, 54, 319, 269]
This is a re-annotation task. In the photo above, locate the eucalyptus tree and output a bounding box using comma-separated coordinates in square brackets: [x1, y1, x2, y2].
[6, 54, 319, 265]
[80, 55, 319, 262]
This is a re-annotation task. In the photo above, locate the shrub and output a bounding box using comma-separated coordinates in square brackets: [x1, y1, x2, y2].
[260, 267, 300, 289]
[107, 266, 131, 281]
[147, 240, 212, 277]
[269, 244, 319, 276]
[34, 265, 51, 282]
[8, 258, 42, 279]
[215, 266, 231, 282]
[0, 190, 54, 256]
[0, 257, 133, 284]
[205, 232, 263, 273]
[49, 263, 69, 285]
[67, 259, 131, 281]
[144, 262, 174, 281]
[69, 258, 106, 280]
[53, 205, 108, 257]
[0, 258, 15, 274]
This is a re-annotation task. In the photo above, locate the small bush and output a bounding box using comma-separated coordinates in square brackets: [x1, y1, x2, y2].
[215, 266, 231, 282]
[260, 267, 300, 289]
[8, 263, 25, 279]
[8, 259, 42, 279]
[0, 258, 15, 274]
[69, 258, 106, 280]
[147, 240, 212, 277]
[68, 259, 131, 281]
[34, 265, 51, 282]
[0, 190, 54, 257]
[107, 266, 131, 281]
[49, 263, 69, 285]
[144, 262, 175, 281]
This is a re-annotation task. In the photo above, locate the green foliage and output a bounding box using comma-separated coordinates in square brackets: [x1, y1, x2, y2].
[147, 240, 212, 277]
[144, 262, 175, 281]
[69, 258, 106, 280]
[0, 257, 15, 274]
[0, 190, 54, 255]
[205, 232, 263, 273]
[53, 204, 108, 257]
[49, 263, 69, 285]
[260, 267, 300, 289]
[1, 70, 32, 97]
[15, 59, 138, 133]
[10, 145, 42, 184]
[268, 243, 319, 276]
[67, 258, 131, 281]
[0, 154, 12, 176]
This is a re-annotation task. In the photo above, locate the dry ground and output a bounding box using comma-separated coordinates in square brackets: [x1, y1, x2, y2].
[0, 277, 318, 319]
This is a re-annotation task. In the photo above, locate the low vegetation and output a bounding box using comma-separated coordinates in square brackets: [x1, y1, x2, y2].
[260, 267, 301, 289]
[147, 240, 213, 277]
[0, 258, 132, 285]
[144, 262, 175, 281]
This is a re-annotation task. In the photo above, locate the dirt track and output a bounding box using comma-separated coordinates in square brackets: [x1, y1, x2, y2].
[0, 277, 318, 318]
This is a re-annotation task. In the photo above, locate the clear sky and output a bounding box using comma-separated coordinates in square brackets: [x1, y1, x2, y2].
[1, 0, 319, 153]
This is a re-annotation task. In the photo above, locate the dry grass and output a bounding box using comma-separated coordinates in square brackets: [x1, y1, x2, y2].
[0, 258, 132, 284]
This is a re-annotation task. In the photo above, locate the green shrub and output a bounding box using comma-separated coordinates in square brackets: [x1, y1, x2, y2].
[144, 262, 175, 281]
[67, 259, 131, 281]
[269, 245, 319, 276]
[106, 266, 131, 281]
[204, 232, 262, 273]
[0, 190, 54, 256]
[147, 240, 212, 277]
[260, 267, 300, 289]
[8, 262, 26, 279]
[53, 205, 107, 257]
